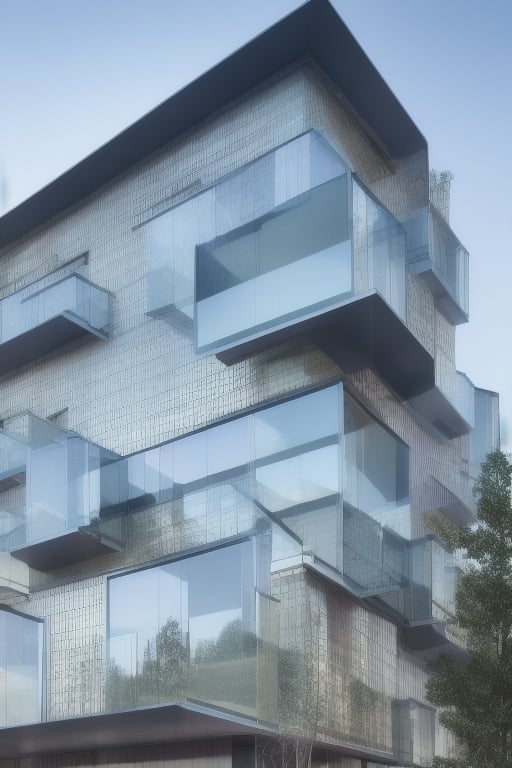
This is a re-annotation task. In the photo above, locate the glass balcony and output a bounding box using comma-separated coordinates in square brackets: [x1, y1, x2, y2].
[409, 364, 475, 439]
[382, 537, 467, 657]
[407, 203, 469, 324]
[0, 273, 111, 377]
[0, 414, 122, 570]
[469, 387, 500, 482]
[147, 131, 434, 400]
[0, 430, 27, 491]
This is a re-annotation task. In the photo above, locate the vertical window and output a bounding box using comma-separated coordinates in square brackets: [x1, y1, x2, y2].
[0, 609, 43, 727]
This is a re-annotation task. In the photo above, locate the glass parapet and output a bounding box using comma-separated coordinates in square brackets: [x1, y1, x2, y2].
[469, 388, 500, 482]
[0, 273, 110, 377]
[0, 431, 28, 490]
[0, 609, 43, 727]
[435, 358, 475, 429]
[0, 414, 120, 558]
[409, 363, 475, 439]
[146, 130, 407, 356]
[0, 273, 110, 343]
[407, 204, 469, 323]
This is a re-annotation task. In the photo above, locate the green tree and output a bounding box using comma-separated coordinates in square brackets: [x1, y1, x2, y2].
[426, 450, 512, 768]
[139, 617, 188, 702]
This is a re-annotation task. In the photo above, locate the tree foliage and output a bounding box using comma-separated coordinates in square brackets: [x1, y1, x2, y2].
[426, 450, 512, 768]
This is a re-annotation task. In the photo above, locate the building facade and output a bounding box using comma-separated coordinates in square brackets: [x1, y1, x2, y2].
[0, 2, 499, 767]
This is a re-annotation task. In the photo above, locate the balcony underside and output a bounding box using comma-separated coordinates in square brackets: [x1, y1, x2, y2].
[404, 621, 469, 662]
[217, 292, 434, 401]
[0, 312, 107, 379]
[11, 527, 123, 571]
[409, 387, 471, 439]
[0, 466, 25, 492]
[419, 267, 468, 325]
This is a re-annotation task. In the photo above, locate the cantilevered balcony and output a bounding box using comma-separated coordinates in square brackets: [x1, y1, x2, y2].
[469, 387, 500, 481]
[407, 204, 469, 325]
[146, 131, 434, 400]
[400, 537, 467, 658]
[0, 273, 111, 377]
[409, 367, 475, 439]
[0, 415, 123, 570]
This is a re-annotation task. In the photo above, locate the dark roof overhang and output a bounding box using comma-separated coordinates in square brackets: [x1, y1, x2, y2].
[0, 702, 276, 759]
[0, 0, 426, 251]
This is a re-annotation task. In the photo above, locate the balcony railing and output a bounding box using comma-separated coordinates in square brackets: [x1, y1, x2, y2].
[0, 273, 111, 377]
[410, 364, 475, 439]
[407, 204, 469, 325]
[0, 414, 122, 569]
[146, 131, 434, 400]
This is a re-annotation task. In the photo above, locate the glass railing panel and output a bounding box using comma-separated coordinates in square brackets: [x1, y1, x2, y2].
[406, 205, 469, 320]
[0, 431, 28, 477]
[429, 208, 469, 316]
[470, 388, 500, 480]
[353, 180, 407, 321]
[0, 274, 110, 345]
[435, 352, 475, 427]
[431, 540, 459, 619]
[0, 506, 26, 551]
[195, 174, 351, 352]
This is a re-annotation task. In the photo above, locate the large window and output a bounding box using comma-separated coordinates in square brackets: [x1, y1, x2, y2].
[107, 540, 275, 717]
[0, 609, 43, 727]
[343, 395, 410, 594]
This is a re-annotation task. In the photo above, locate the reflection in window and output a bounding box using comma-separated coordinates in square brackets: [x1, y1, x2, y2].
[107, 541, 263, 714]
[343, 395, 409, 594]
[0, 609, 43, 727]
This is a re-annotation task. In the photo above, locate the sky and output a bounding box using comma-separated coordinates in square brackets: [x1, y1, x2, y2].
[0, 0, 511, 451]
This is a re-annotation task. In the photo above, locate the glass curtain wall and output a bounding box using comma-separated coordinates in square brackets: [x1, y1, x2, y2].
[343, 395, 409, 595]
[107, 539, 278, 720]
[0, 609, 43, 727]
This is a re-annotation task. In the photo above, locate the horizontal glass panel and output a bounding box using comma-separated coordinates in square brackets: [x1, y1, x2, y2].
[0, 273, 110, 344]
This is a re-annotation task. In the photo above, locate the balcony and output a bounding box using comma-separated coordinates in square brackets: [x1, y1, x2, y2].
[0, 273, 111, 378]
[409, 367, 475, 439]
[401, 538, 467, 658]
[0, 415, 123, 570]
[469, 387, 500, 481]
[407, 204, 469, 325]
[147, 131, 434, 400]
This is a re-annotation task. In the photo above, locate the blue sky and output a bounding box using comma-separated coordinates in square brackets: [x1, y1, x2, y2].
[1, 0, 511, 450]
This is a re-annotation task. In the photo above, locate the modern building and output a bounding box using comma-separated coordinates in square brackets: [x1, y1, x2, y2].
[0, 2, 499, 766]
